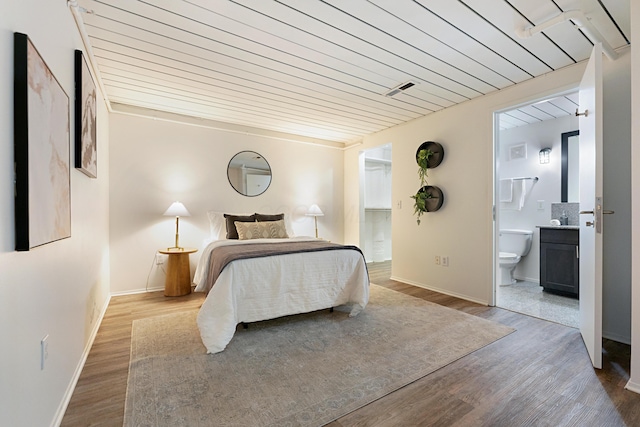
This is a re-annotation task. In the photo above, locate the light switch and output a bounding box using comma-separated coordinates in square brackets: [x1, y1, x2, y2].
[537, 200, 545, 210]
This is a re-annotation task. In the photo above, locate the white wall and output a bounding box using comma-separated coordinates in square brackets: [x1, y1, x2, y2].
[345, 47, 632, 333]
[627, 0, 640, 393]
[499, 115, 578, 282]
[345, 62, 586, 304]
[0, 2, 111, 426]
[109, 111, 344, 294]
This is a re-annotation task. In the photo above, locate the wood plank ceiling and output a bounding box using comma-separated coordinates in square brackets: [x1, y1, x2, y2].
[74, 0, 629, 144]
[499, 92, 579, 130]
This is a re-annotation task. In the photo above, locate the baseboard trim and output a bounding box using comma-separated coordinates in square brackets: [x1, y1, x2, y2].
[390, 276, 488, 306]
[603, 331, 631, 345]
[625, 380, 640, 394]
[513, 275, 539, 284]
[51, 293, 111, 427]
[111, 286, 164, 296]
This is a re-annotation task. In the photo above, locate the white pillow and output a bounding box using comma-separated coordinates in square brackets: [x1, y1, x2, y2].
[206, 211, 226, 240]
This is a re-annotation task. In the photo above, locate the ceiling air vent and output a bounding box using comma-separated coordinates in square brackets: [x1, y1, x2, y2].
[384, 81, 416, 97]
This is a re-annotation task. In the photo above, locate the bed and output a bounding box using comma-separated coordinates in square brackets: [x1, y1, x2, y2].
[192, 213, 370, 354]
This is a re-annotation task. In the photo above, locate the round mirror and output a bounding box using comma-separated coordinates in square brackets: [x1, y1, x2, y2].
[227, 151, 272, 197]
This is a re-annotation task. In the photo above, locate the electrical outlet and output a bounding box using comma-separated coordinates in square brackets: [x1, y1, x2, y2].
[442, 256, 449, 267]
[41, 335, 49, 370]
[435, 256, 440, 265]
[155, 253, 164, 265]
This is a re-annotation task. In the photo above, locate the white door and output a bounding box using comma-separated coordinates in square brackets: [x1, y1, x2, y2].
[246, 174, 271, 196]
[578, 44, 606, 369]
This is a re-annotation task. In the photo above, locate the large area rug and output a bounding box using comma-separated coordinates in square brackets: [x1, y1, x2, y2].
[124, 285, 514, 427]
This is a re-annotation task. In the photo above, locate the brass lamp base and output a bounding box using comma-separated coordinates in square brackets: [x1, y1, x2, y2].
[167, 217, 184, 251]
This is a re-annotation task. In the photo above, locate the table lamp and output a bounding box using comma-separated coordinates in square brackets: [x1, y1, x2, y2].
[306, 204, 324, 238]
[164, 201, 190, 250]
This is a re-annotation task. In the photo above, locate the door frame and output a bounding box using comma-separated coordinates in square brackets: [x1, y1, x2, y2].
[491, 89, 580, 307]
[359, 143, 393, 263]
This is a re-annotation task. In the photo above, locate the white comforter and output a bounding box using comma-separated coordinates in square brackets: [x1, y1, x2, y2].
[193, 237, 370, 353]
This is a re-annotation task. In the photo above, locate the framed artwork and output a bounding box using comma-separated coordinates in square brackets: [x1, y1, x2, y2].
[14, 33, 71, 251]
[74, 50, 97, 178]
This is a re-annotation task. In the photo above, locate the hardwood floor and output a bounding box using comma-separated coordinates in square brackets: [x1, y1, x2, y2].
[61, 261, 640, 426]
[61, 291, 205, 427]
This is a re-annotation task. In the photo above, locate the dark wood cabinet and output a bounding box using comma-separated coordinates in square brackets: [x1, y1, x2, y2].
[540, 228, 579, 297]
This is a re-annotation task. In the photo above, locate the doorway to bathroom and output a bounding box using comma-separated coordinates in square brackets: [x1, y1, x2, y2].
[494, 94, 579, 328]
[360, 144, 392, 265]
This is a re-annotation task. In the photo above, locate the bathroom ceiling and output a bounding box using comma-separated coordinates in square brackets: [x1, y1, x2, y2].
[499, 92, 578, 130]
[73, 0, 629, 144]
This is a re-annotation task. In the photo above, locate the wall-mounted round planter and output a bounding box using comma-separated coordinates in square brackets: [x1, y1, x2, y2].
[416, 141, 444, 169]
[417, 185, 444, 212]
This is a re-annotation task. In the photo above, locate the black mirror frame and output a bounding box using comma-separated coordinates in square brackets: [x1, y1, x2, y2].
[561, 130, 579, 203]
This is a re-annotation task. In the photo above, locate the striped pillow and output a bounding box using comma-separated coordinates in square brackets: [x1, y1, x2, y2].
[235, 219, 289, 240]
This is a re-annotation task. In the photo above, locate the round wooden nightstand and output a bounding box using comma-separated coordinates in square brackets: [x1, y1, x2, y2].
[158, 247, 198, 297]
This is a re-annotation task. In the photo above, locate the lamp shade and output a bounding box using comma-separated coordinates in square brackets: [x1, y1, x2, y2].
[306, 204, 324, 216]
[164, 201, 191, 217]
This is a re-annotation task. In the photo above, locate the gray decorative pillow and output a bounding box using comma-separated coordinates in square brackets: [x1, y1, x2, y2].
[255, 212, 284, 222]
[223, 213, 256, 239]
[235, 220, 289, 240]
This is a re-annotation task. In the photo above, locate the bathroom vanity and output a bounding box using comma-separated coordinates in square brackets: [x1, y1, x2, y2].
[539, 226, 579, 297]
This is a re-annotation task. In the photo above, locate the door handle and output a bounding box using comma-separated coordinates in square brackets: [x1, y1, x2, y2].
[580, 198, 612, 234]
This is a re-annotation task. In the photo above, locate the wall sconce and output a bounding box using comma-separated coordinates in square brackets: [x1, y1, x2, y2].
[163, 201, 190, 250]
[305, 204, 324, 238]
[539, 148, 551, 164]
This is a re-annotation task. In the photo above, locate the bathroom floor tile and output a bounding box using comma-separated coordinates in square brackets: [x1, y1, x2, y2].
[497, 280, 579, 328]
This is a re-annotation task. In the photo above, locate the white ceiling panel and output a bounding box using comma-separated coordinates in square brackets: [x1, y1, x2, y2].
[368, 0, 532, 85]
[508, 0, 595, 61]
[74, 0, 629, 144]
[499, 93, 578, 130]
[237, 0, 483, 99]
[499, 113, 528, 129]
[461, 0, 575, 69]
[554, 0, 629, 48]
[515, 105, 555, 122]
[503, 109, 542, 125]
[600, 0, 631, 43]
[315, 0, 503, 93]
[534, 100, 575, 118]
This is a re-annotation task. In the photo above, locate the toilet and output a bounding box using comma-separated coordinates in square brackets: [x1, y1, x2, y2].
[499, 229, 533, 286]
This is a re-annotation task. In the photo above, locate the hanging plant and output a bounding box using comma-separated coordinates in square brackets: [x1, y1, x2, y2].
[415, 141, 445, 169]
[416, 148, 433, 187]
[411, 187, 432, 225]
[411, 145, 445, 224]
[411, 148, 433, 224]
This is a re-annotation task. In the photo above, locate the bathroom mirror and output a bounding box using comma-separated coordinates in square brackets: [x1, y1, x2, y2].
[227, 151, 272, 197]
[561, 130, 579, 203]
